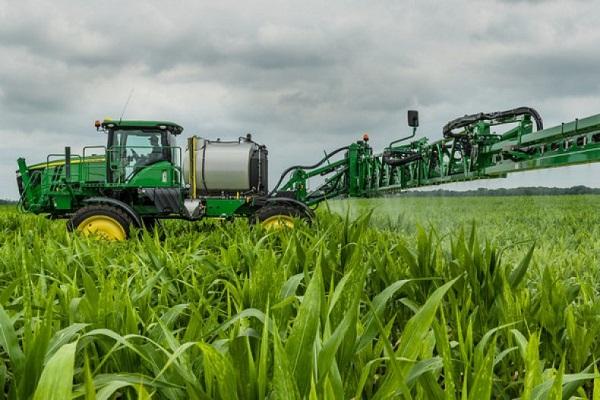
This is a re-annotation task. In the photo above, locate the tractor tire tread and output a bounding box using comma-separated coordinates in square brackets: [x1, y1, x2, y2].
[255, 204, 309, 223]
[67, 204, 134, 238]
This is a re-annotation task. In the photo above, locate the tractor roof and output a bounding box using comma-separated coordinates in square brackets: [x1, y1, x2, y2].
[101, 120, 183, 134]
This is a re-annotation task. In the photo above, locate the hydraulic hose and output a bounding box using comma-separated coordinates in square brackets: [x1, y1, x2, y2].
[305, 166, 348, 201]
[16, 170, 41, 213]
[443, 107, 544, 138]
[269, 145, 350, 197]
[382, 151, 422, 167]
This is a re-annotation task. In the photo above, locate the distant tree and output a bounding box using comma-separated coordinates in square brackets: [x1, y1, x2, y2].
[400, 186, 600, 197]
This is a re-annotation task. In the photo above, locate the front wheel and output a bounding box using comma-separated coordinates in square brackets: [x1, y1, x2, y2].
[255, 204, 311, 229]
[67, 204, 134, 241]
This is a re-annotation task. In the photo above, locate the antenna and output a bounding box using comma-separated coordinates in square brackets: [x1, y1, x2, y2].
[119, 88, 135, 123]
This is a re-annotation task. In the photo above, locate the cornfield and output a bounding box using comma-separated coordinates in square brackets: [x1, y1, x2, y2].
[1, 194, 600, 399]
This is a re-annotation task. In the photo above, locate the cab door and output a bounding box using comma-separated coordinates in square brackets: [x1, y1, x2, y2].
[107, 129, 166, 184]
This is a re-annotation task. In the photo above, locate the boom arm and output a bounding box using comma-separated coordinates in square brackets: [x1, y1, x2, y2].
[275, 107, 600, 205]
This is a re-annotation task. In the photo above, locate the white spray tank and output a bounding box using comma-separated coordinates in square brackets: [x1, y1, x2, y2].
[183, 135, 268, 195]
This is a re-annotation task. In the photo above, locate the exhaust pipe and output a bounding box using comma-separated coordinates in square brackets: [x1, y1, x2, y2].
[65, 146, 71, 180]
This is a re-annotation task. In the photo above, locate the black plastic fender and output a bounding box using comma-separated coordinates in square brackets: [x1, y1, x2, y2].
[82, 197, 143, 228]
[263, 196, 315, 220]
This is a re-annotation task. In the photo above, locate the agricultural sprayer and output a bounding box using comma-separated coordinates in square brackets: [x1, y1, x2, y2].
[16, 107, 600, 239]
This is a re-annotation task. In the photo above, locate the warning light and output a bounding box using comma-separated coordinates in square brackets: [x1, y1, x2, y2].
[363, 133, 369, 142]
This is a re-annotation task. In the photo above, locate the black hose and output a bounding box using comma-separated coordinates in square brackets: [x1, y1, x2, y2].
[305, 167, 347, 200]
[17, 170, 41, 212]
[201, 141, 209, 193]
[269, 145, 350, 197]
[443, 107, 544, 138]
[382, 152, 422, 167]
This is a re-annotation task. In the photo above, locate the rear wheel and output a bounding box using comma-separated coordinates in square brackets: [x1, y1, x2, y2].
[255, 204, 310, 229]
[68, 204, 134, 241]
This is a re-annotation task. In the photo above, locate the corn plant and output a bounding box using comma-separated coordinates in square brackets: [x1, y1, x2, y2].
[0, 195, 599, 399]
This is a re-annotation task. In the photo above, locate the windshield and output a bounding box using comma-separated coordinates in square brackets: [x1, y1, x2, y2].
[108, 129, 170, 182]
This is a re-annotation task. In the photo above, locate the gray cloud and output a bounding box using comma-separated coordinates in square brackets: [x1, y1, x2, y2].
[487, 51, 600, 98]
[1, 0, 600, 199]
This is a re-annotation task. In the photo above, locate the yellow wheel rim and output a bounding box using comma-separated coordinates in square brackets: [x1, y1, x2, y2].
[77, 215, 127, 241]
[261, 215, 295, 230]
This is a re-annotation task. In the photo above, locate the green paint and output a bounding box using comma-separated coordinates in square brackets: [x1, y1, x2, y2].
[127, 161, 179, 187]
[205, 199, 247, 217]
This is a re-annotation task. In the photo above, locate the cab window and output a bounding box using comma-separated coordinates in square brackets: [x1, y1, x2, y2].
[108, 129, 168, 181]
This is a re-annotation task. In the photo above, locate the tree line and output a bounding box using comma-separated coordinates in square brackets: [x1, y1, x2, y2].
[401, 185, 600, 197]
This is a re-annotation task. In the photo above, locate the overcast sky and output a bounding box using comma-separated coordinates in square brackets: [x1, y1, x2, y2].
[1, 0, 600, 199]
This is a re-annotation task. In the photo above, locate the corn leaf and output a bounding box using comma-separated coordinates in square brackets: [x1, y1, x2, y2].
[33, 341, 77, 400]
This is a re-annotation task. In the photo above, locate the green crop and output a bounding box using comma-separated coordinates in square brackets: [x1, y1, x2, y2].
[0, 195, 599, 399]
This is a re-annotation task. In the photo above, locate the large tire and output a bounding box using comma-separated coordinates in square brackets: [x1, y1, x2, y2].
[68, 204, 134, 241]
[255, 204, 310, 229]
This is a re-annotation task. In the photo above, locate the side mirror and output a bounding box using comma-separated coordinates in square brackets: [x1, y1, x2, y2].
[407, 110, 419, 128]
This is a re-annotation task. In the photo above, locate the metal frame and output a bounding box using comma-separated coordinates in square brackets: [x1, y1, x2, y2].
[277, 110, 600, 202]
